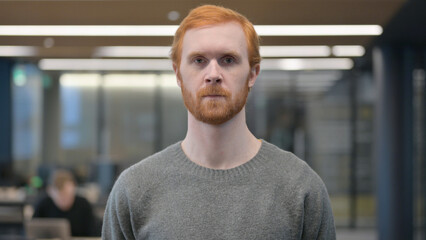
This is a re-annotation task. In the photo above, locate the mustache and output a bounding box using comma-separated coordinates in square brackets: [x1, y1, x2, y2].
[197, 85, 230, 97]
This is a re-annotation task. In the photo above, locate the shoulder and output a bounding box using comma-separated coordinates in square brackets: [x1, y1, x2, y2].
[106, 143, 182, 215]
[260, 140, 326, 191]
[261, 140, 312, 174]
[112, 142, 181, 192]
[74, 195, 92, 207]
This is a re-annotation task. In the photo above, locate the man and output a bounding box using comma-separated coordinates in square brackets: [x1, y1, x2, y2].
[33, 169, 96, 237]
[102, 5, 335, 239]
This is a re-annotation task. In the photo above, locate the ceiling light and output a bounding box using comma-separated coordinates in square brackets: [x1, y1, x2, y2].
[40, 58, 353, 71]
[93, 46, 172, 58]
[103, 74, 157, 88]
[0, 25, 179, 36]
[260, 46, 330, 57]
[60, 73, 102, 87]
[158, 74, 179, 88]
[0, 46, 38, 56]
[93, 45, 363, 58]
[167, 11, 180, 21]
[0, 25, 382, 37]
[255, 25, 382, 36]
[95, 46, 331, 58]
[59, 73, 177, 88]
[332, 45, 365, 57]
[43, 38, 55, 48]
[262, 58, 353, 70]
[39, 59, 173, 71]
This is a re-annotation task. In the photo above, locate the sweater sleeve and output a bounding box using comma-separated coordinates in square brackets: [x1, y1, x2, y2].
[301, 172, 336, 240]
[102, 175, 136, 240]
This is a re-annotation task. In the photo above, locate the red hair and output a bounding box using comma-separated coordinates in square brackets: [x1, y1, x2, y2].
[170, 5, 261, 68]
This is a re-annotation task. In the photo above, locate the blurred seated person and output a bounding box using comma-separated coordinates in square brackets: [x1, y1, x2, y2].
[33, 169, 96, 237]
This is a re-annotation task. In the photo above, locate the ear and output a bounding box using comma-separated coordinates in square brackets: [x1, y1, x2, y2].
[248, 64, 260, 88]
[173, 63, 182, 88]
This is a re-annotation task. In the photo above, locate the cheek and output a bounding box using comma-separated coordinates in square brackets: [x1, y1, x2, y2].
[180, 70, 203, 90]
[231, 71, 250, 88]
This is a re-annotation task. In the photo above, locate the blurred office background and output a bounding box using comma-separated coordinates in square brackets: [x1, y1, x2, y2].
[0, 0, 425, 239]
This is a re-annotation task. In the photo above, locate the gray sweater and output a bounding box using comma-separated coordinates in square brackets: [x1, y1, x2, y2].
[102, 141, 336, 240]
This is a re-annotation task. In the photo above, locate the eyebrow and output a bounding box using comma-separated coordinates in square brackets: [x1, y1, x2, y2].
[186, 51, 204, 61]
[222, 51, 242, 59]
[186, 50, 242, 61]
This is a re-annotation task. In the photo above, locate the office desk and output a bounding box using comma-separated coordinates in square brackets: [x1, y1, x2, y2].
[0, 199, 26, 235]
[0, 200, 25, 223]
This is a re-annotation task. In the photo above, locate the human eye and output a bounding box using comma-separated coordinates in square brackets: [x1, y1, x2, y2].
[192, 57, 206, 65]
[221, 56, 236, 65]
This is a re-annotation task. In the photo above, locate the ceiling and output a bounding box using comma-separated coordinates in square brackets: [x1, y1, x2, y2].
[0, 0, 409, 61]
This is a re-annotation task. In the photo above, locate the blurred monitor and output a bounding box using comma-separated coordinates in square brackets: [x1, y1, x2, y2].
[25, 218, 70, 240]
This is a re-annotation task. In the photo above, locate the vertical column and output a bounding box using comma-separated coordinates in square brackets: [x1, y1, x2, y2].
[373, 46, 414, 240]
[97, 78, 109, 161]
[349, 72, 358, 228]
[95, 77, 115, 197]
[401, 47, 415, 240]
[422, 49, 426, 240]
[42, 73, 61, 164]
[0, 59, 13, 180]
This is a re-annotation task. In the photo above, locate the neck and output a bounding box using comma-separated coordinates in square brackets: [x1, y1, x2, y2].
[181, 108, 261, 169]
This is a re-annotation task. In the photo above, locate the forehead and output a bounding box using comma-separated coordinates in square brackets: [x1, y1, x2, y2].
[181, 22, 248, 57]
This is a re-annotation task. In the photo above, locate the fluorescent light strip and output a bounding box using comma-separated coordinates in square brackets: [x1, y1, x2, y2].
[103, 74, 157, 88]
[262, 58, 353, 70]
[158, 74, 179, 88]
[332, 45, 365, 56]
[92, 45, 364, 58]
[40, 58, 353, 71]
[94, 46, 332, 58]
[0, 26, 178, 36]
[260, 46, 330, 57]
[39, 59, 173, 71]
[93, 46, 172, 58]
[255, 25, 382, 36]
[0, 25, 382, 36]
[0, 45, 365, 58]
[0, 46, 38, 56]
[60, 73, 178, 88]
[60, 73, 102, 87]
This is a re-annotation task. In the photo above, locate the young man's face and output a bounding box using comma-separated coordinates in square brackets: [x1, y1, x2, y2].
[49, 181, 76, 211]
[175, 21, 259, 125]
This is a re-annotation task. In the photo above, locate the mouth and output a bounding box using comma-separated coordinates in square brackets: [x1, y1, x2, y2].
[203, 94, 225, 99]
[204, 94, 223, 97]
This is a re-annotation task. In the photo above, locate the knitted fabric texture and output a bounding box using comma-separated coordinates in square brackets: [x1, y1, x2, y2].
[102, 140, 336, 240]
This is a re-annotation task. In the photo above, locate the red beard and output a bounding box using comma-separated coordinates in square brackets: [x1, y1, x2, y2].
[180, 80, 249, 125]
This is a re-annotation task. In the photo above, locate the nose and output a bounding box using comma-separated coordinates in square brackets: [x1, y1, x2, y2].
[205, 60, 222, 84]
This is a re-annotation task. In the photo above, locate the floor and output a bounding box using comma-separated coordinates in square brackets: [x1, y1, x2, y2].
[336, 228, 377, 240]
[337, 228, 425, 240]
